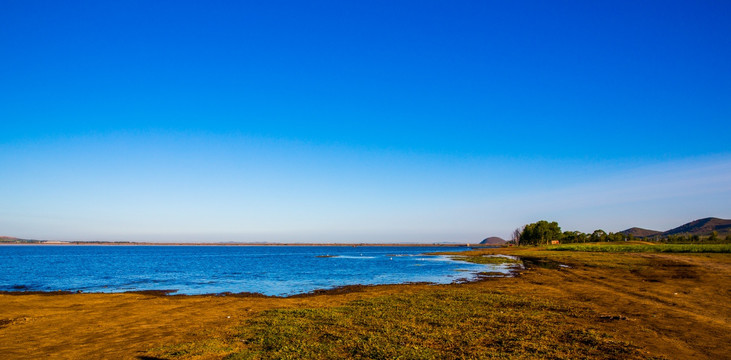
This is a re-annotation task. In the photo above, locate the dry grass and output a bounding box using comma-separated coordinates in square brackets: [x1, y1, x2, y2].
[1, 247, 729, 359]
[548, 243, 731, 253]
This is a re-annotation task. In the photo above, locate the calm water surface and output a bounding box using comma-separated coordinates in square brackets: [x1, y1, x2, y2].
[0, 245, 508, 296]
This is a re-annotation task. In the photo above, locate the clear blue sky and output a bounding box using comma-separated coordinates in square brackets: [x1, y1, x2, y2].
[1, 1, 729, 242]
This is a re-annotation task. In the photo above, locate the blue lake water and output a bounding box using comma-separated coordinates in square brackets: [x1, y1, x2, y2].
[0, 245, 507, 296]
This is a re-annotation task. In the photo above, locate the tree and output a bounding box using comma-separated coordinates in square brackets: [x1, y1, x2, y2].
[606, 232, 624, 242]
[511, 227, 523, 245]
[590, 229, 607, 242]
[519, 221, 562, 245]
[561, 231, 586, 244]
[709, 231, 719, 242]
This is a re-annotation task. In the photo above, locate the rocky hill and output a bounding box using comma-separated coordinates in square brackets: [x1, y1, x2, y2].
[663, 217, 731, 236]
[480, 237, 507, 245]
[619, 227, 662, 238]
[621, 217, 731, 238]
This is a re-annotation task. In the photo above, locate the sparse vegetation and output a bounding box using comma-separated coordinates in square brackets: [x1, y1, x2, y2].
[210, 290, 645, 360]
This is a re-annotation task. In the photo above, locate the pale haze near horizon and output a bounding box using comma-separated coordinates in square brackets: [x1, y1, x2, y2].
[2, 134, 729, 243]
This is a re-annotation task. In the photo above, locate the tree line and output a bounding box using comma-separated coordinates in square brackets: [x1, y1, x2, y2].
[510, 221, 731, 245]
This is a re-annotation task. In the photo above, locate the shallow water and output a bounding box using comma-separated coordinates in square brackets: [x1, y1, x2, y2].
[0, 245, 505, 296]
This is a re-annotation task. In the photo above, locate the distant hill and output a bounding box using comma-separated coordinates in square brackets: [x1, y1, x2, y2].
[663, 217, 731, 236]
[0, 236, 42, 244]
[0, 236, 23, 243]
[480, 237, 506, 245]
[619, 227, 662, 238]
[621, 217, 731, 238]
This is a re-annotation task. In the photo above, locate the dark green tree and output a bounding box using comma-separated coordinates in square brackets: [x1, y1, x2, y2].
[561, 231, 587, 244]
[520, 221, 562, 245]
[606, 232, 625, 242]
[590, 229, 607, 242]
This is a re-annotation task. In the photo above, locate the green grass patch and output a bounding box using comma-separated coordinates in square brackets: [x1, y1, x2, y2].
[548, 243, 731, 253]
[229, 290, 648, 359]
[152, 289, 654, 360]
[450, 254, 521, 265]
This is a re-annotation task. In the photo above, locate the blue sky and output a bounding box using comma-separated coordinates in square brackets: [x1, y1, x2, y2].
[1, 1, 729, 242]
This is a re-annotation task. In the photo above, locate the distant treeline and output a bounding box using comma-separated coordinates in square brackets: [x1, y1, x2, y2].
[511, 221, 731, 246]
[639, 233, 730, 244]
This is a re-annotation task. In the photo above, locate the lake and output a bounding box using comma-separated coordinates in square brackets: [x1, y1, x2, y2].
[0, 245, 507, 296]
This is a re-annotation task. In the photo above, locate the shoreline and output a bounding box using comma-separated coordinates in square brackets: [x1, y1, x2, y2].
[2, 247, 728, 359]
[0, 263, 522, 299]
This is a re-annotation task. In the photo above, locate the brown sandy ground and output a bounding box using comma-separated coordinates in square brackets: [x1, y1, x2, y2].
[0, 248, 729, 359]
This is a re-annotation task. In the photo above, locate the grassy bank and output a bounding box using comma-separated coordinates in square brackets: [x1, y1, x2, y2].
[547, 243, 731, 253]
[1, 247, 729, 359]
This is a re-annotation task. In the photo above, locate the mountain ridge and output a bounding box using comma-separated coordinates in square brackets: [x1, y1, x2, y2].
[621, 217, 731, 237]
[663, 217, 731, 236]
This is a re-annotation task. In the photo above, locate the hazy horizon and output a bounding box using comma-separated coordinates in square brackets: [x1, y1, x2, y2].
[2, 1, 730, 243]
